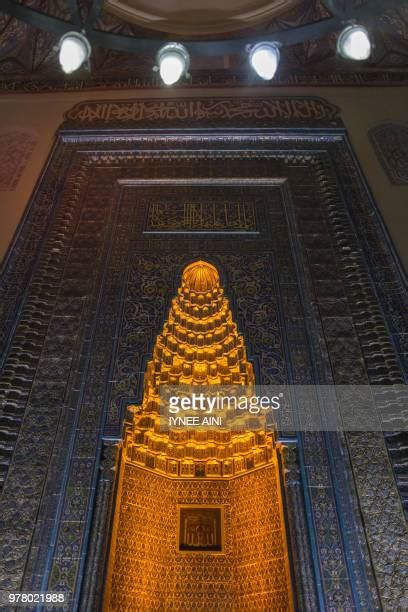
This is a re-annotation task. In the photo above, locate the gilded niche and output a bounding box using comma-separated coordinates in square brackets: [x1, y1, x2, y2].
[104, 261, 293, 610]
[179, 506, 223, 552]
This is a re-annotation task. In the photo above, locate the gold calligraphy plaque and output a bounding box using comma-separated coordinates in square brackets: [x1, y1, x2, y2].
[178, 506, 223, 552]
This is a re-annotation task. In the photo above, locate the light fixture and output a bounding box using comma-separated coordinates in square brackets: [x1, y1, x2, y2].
[337, 24, 371, 61]
[249, 42, 280, 80]
[58, 31, 91, 74]
[154, 43, 190, 86]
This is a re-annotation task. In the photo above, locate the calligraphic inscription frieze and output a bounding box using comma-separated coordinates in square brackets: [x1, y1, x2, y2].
[142, 184, 260, 233]
[63, 96, 341, 129]
[146, 199, 257, 233]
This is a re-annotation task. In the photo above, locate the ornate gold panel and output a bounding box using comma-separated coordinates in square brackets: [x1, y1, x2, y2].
[103, 261, 293, 610]
[178, 506, 223, 552]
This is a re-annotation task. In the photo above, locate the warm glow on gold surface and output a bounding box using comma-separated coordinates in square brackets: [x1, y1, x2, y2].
[104, 261, 293, 610]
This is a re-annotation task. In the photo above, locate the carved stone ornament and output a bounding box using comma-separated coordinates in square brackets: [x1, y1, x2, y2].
[62, 96, 342, 129]
[369, 122, 408, 185]
[0, 96, 406, 612]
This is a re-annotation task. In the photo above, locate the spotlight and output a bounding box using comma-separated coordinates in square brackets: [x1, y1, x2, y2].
[249, 42, 280, 80]
[337, 25, 371, 61]
[58, 32, 91, 74]
[155, 43, 190, 86]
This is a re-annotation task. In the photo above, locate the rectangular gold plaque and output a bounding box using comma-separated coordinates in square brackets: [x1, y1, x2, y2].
[178, 506, 223, 552]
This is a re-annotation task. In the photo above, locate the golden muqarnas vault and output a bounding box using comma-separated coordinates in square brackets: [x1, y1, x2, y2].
[104, 261, 293, 610]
